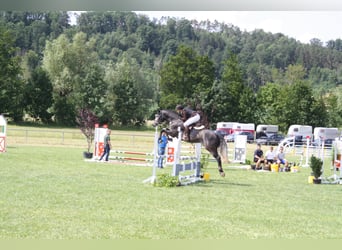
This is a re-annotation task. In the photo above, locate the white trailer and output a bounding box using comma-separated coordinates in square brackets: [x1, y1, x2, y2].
[216, 122, 238, 135]
[256, 124, 278, 138]
[256, 124, 278, 133]
[287, 124, 313, 139]
[313, 127, 339, 141]
[232, 123, 255, 134]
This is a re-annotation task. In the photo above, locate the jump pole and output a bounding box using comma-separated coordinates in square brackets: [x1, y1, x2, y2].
[143, 126, 159, 184]
[302, 136, 311, 167]
[172, 127, 201, 185]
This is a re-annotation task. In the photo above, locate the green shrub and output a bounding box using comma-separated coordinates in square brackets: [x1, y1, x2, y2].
[154, 173, 180, 187]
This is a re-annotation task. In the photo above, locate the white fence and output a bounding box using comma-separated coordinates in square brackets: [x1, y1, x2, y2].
[6, 128, 154, 148]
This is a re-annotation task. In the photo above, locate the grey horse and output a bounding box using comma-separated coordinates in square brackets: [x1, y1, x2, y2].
[153, 109, 228, 177]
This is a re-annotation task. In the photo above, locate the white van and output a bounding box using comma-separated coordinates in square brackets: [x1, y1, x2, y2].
[313, 127, 339, 141]
[287, 125, 313, 140]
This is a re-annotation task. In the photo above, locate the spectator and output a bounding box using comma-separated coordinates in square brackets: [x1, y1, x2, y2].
[276, 146, 289, 171]
[265, 146, 276, 167]
[157, 130, 168, 168]
[254, 143, 265, 170]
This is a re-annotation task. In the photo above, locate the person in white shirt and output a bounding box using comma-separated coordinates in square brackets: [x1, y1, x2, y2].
[265, 146, 276, 167]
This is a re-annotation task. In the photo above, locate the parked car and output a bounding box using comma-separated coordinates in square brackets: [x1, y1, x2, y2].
[226, 131, 254, 143]
[256, 133, 285, 145]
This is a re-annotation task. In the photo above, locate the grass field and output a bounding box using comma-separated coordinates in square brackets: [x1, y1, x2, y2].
[1, 126, 342, 239]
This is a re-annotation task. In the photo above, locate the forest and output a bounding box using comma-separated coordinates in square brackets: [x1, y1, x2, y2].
[0, 11, 341, 132]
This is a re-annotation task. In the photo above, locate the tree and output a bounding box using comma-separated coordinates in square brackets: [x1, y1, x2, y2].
[0, 11, 70, 55]
[203, 79, 231, 124]
[0, 25, 24, 121]
[325, 87, 342, 127]
[204, 53, 246, 124]
[42, 32, 105, 125]
[238, 86, 257, 123]
[284, 64, 306, 84]
[280, 81, 327, 130]
[255, 82, 283, 125]
[159, 45, 215, 109]
[104, 55, 156, 126]
[76, 108, 99, 153]
[24, 67, 53, 122]
[42, 33, 75, 125]
[136, 24, 161, 54]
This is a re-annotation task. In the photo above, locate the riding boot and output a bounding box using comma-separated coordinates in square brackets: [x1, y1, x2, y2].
[183, 126, 190, 142]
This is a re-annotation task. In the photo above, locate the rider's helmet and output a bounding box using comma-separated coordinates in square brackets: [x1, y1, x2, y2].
[176, 105, 184, 110]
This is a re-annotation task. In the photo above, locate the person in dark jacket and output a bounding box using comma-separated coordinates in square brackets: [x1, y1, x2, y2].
[253, 143, 265, 170]
[175, 105, 200, 141]
[99, 129, 112, 162]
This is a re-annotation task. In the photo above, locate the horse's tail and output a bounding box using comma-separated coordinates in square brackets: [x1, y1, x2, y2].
[218, 137, 229, 164]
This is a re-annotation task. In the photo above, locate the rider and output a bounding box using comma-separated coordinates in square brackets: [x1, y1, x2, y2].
[175, 105, 201, 141]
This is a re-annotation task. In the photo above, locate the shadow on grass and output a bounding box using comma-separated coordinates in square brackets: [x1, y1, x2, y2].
[183, 178, 252, 188]
[210, 179, 252, 187]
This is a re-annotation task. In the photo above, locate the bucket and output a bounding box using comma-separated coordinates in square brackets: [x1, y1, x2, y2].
[308, 175, 314, 184]
[203, 172, 210, 181]
[291, 166, 299, 173]
[271, 164, 279, 172]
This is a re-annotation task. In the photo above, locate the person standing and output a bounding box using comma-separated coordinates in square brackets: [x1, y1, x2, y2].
[157, 130, 168, 168]
[99, 129, 112, 162]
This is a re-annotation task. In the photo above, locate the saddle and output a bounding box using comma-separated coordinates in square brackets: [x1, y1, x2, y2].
[185, 123, 205, 141]
[191, 124, 206, 130]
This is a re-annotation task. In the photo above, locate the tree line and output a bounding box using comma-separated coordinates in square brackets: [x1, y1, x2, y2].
[0, 11, 341, 132]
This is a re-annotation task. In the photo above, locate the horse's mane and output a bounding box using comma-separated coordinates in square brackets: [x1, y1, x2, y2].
[160, 109, 180, 121]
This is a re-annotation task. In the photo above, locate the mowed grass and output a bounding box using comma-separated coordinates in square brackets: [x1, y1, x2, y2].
[1, 128, 342, 239]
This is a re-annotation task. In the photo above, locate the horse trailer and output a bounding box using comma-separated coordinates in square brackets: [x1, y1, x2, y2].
[287, 124, 313, 141]
[231, 123, 255, 135]
[256, 124, 279, 138]
[313, 127, 339, 141]
[216, 122, 238, 135]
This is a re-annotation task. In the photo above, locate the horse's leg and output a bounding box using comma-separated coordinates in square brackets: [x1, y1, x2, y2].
[207, 147, 225, 177]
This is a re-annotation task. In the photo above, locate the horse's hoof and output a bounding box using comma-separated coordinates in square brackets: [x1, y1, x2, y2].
[220, 172, 225, 177]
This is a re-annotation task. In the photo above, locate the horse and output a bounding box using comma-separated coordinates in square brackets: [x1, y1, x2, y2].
[153, 109, 228, 177]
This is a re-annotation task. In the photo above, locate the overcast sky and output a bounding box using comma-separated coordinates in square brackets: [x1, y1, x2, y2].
[135, 11, 342, 44]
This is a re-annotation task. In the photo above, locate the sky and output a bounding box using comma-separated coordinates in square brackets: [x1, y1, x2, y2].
[134, 11, 342, 44]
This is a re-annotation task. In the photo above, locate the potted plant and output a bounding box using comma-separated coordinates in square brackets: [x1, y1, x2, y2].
[309, 155, 323, 184]
[76, 108, 99, 159]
